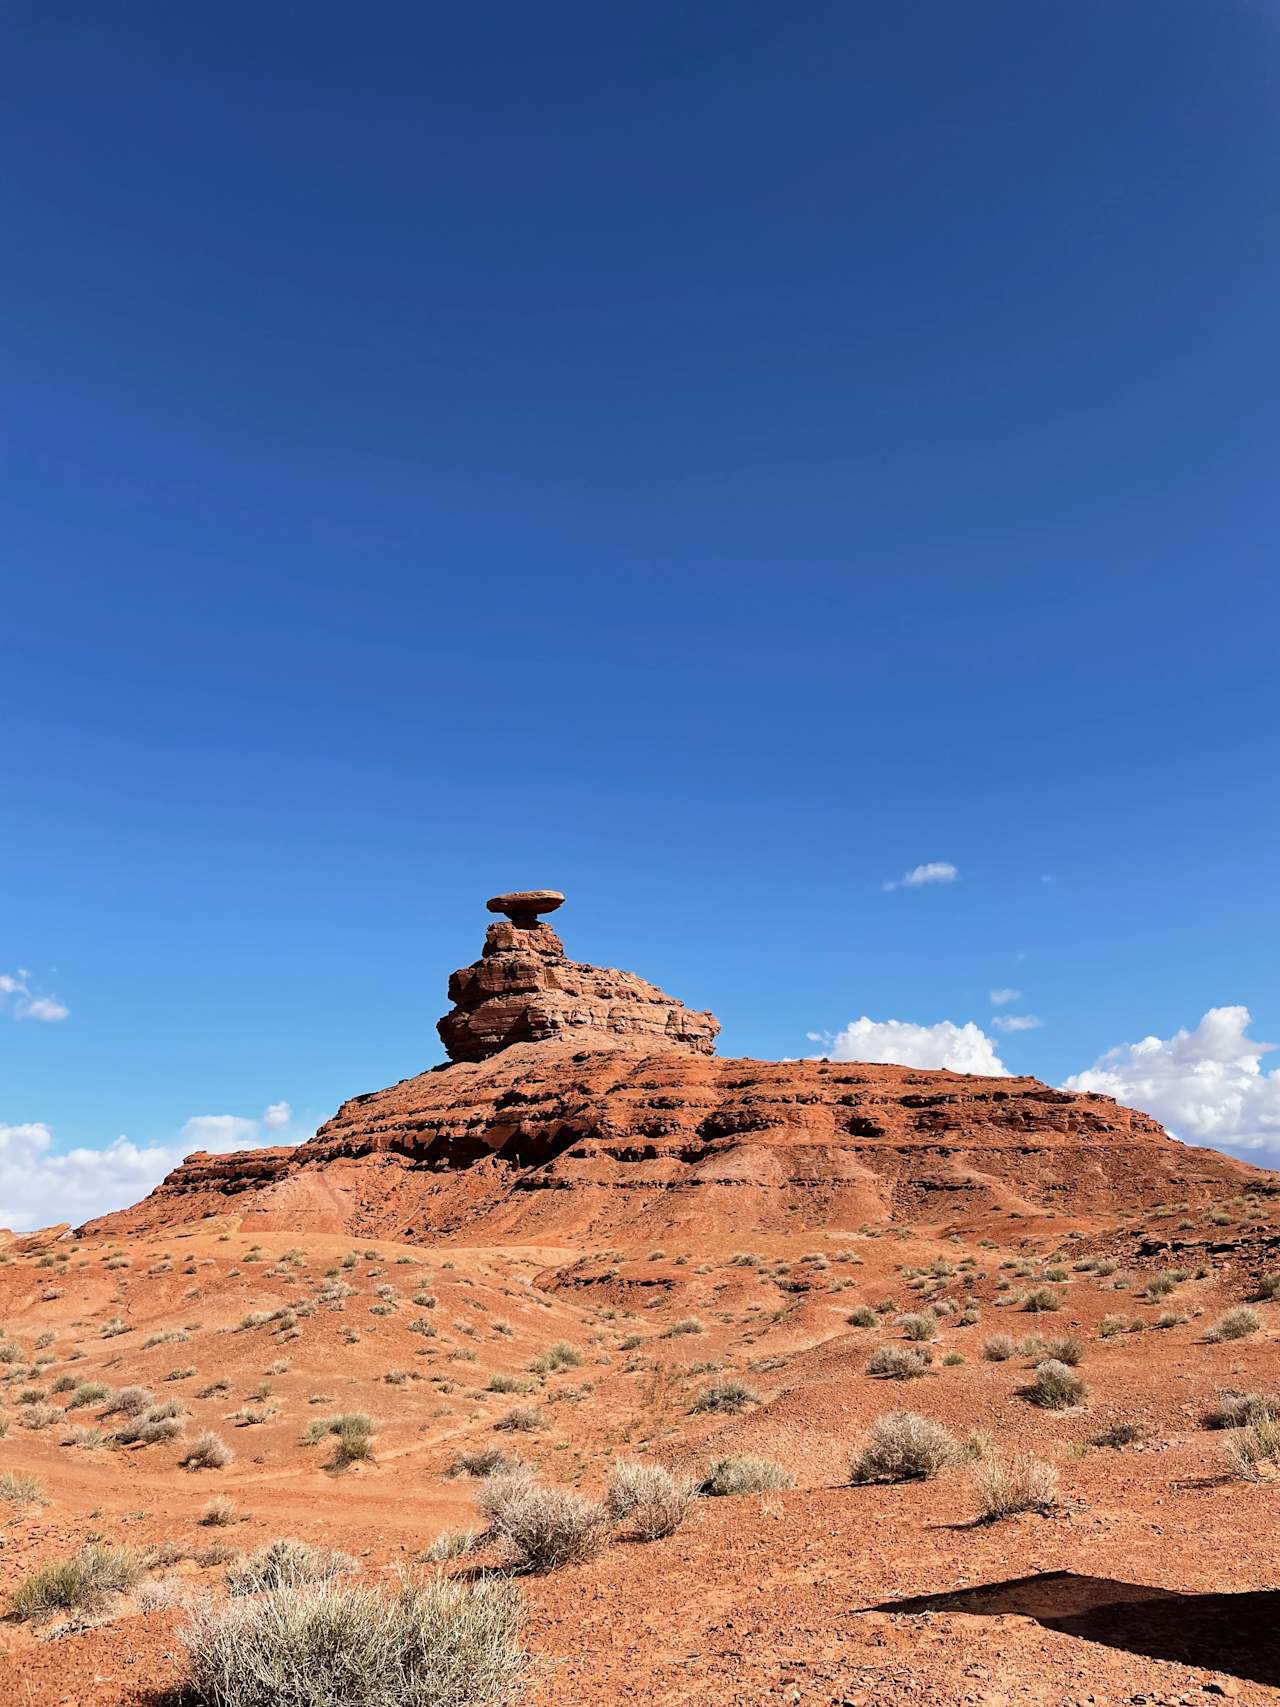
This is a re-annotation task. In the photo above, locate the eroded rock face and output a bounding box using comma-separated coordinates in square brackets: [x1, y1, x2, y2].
[436, 898, 720, 1063]
[82, 888, 1272, 1246]
[86, 1043, 1267, 1243]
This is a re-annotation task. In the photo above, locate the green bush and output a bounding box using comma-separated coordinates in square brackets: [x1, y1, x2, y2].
[10, 1544, 145, 1620]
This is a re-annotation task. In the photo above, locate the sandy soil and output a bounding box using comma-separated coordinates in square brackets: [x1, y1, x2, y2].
[1, 1197, 1277, 1705]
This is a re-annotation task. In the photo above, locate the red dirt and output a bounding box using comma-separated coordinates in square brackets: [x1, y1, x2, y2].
[5, 1142, 1280, 1702]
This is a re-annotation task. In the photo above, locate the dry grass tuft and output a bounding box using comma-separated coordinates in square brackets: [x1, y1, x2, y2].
[851, 1411, 960, 1484]
[605, 1460, 698, 1539]
[10, 1544, 145, 1620]
[972, 1453, 1058, 1522]
[182, 1572, 526, 1707]
[475, 1472, 610, 1572]
[699, 1455, 794, 1496]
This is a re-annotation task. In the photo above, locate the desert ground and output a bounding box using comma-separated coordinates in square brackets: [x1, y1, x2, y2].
[2, 1184, 1278, 1706]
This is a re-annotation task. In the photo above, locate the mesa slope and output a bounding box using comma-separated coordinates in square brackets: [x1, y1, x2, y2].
[88, 1042, 1263, 1245]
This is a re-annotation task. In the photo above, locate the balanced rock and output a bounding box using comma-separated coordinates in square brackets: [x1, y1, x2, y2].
[436, 890, 720, 1063]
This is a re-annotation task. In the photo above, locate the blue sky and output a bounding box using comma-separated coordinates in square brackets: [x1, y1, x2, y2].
[4, 2, 1279, 1225]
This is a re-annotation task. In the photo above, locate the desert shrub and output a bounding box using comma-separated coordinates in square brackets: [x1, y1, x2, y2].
[664, 1318, 705, 1338]
[1098, 1314, 1127, 1339]
[529, 1342, 581, 1373]
[105, 1384, 155, 1416]
[691, 1378, 758, 1414]
[982, 1335, 1016, 1362]
[227, 1538, 360, 1595]
[422, 1528, 484, 1562]
[1144, 1274, 1177, 1299]
[1023, 1360, 1087, 1410]
[0, 1470, 45, 1505]
[303, 1412, 376, 1466]
[19, 1401, 61, 1430]
[1202, 1390, 1280, 1430]
[197, 1380, 232, 1399]
[973, 1453, 1058, 1522]
[116, 1403, 184, 1445]
[182, 1430, 235, 1471]
[699, 1455, 793, 1496]
[182, 1571, 525, 1707]
[493, 1405, 544, 1434]
[1224, 1416, 1280, 1481]
[847, 1306, 877, 1328]
[605, 1460, 697, 1539]
[487, 1373, 533, 1395]
[1090, 1422, 1143, 1449]
[851, 1411, 960, 1484]
[1251, 1273, 1280, 1302]
[897, 1312, 938, 1343]
[1021, 1288, 1061, 1314]
[200, 1496, 238, 1526]
[62, 1424, 109, 1448]
[10, 1544, 145, 1620]
[1043, 1336, 1083, 1366]
[476, 1472, 610, 1572]
[449, 1447, 522, 1480]
[1206, 1307, 1262, 1342]
[866, 1345, 930, 1380]
[233, 1402, 279, 1427]
[333, 1416, 377, 1466]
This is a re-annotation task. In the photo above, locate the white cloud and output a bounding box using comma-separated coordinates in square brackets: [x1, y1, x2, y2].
[1063, 1006, 1280, 1158]
[990, 988, 1021, 1006]
[812, 1016, 1008, 1076]
[178, 1114, 260, 1149]
[0, 1101, 305, 1233]
[882, 861, 958, 893]
[992, 1013, 1043, 1033]
[0, 970, 69, 1023]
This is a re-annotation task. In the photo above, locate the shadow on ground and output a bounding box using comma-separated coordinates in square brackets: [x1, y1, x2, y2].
[867, 1572, 1279, 1687]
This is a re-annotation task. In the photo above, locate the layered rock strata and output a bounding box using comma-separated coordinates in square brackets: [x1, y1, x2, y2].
[436, 889, 720, 1062]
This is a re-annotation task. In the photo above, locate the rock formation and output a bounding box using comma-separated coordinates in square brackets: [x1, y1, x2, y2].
[436, 889, 720, 1063]
[83, 887, 1272, 1244]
